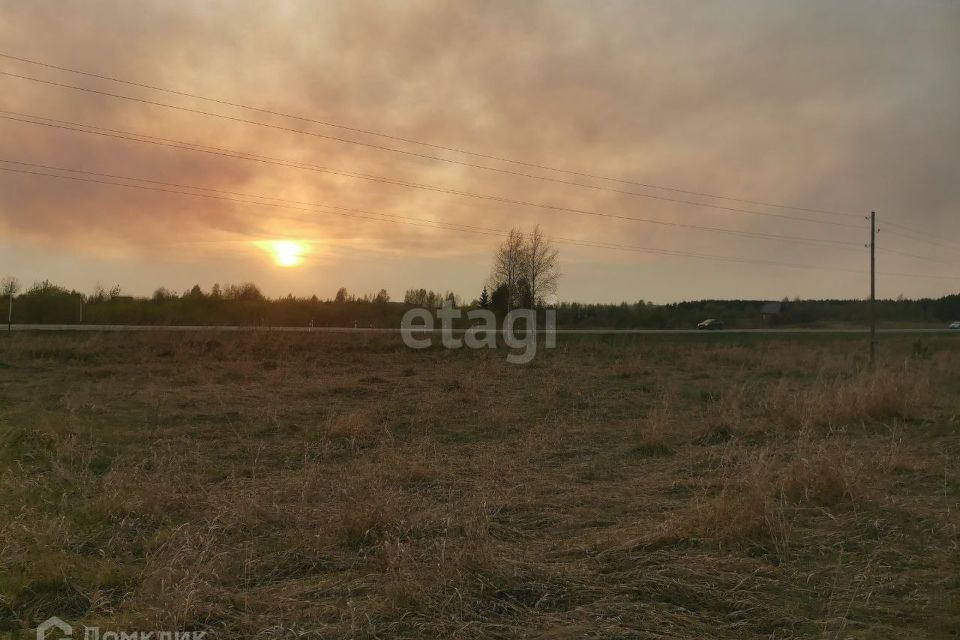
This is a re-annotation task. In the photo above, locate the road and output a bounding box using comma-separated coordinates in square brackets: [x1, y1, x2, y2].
[5, 324, 959, 335]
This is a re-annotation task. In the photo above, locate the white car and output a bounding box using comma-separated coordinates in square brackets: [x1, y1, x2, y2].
[950, 321, 960, 330]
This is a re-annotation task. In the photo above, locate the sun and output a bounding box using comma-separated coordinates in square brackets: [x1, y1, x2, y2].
[262, 240, 307, 267]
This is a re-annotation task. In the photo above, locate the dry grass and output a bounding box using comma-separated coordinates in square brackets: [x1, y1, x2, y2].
[0, 332, 958, 638]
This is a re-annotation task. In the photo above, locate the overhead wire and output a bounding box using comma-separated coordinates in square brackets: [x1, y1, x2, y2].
[1, 159, 956, 281]
[1, 56, 955, 284]
[877, 247, 960, 267]
[0, 160, 901, 277]
[883, 227, 960, 255]
[0, 51, 864, 219]
[0, 112, 867, 249]
[0, 70, 870, 230]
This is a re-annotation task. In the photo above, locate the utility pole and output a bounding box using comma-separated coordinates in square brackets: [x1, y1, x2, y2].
[870, 211, 877, 364]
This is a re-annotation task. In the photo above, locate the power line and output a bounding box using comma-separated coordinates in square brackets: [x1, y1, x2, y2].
[0, 161, 870, 276]
[9, 158, 936, 272]
[877, 247, 960, 267]
[2, 160, 956, 282]
[884, 220, 960, 246]
[875, 271, 959, 282]
[0, 51, 862, 219]
[883, 226, 960, 255]
[0, 158, 804, 253]
[0, 159, 523, 242]
[0, 112, 867, 250]
[0, 163, 506, 237]
[0, 70, 867, 230]
[4, 56, 955, 252]
[0, 55, 953, 290]
[551, 238, 867, 274]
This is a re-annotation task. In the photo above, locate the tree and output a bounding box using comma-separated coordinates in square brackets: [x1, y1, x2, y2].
[152, 287, 177, 302]
[17, 281, 82, 323]
[489, 228, 526, 311]
[27, 280, 69, 296]
[334, 287, 348, 304]
[90, 283, 107, 303]
[404, 288, 428, 306]
[488, 226, 560, 309]
[525, 225, 559, 307]
[374, 289, 390, 305]
[490, 283, 511, 315]
[479, 286, 490, 309]
[1, 277, 19, 297]
[515, 276, 533, 309]
[225, 282, 264, 301]
[2, 276, 20, 329]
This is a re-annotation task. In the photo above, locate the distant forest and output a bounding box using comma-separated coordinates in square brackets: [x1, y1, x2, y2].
[3, 279, 960, 328]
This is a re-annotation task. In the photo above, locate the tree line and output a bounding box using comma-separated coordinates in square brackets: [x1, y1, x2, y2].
[0, 278, 419, 328]
[3, 234, 959, 329]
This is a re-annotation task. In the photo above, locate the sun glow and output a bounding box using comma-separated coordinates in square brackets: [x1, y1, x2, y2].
[262, 240, 307, 267]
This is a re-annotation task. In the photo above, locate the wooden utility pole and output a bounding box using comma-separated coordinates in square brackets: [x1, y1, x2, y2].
[870, 211, 877, 364]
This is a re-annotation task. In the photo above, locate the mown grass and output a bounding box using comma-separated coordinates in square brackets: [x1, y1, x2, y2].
[0, 332, 958, 638]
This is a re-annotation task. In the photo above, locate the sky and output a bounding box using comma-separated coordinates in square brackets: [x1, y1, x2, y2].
[1, 0, 958, 304]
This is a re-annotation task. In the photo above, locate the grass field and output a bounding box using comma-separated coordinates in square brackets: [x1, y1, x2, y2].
[1, 332, 958, 638]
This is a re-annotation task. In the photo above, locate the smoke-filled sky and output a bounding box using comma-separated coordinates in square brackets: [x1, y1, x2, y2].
[1, 0, 958, 303]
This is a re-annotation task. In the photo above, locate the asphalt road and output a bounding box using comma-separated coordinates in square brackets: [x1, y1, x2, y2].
[5, 324, 959, 335]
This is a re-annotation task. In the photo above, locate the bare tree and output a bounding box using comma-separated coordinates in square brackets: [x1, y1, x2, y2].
[91, 282, 107, 303]
[525, 225, 560, 307]
[2, 276, 20, 330]
[489, 226, 560, 310]
[0, 276, 19, 297]
[490, 228, 526, 311]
